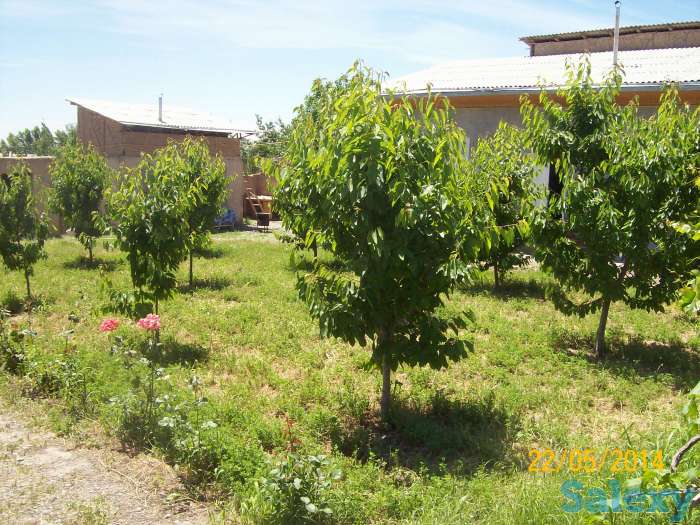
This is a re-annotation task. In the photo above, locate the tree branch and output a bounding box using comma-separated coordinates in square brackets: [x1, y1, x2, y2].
[671, 434, 700, 472]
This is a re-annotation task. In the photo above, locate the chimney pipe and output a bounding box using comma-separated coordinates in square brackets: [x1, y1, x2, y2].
[613, 1, 621, 66]
[158, 94, 163, 122]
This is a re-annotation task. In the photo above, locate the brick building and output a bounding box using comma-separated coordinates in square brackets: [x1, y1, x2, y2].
[67, 97, 253, 222]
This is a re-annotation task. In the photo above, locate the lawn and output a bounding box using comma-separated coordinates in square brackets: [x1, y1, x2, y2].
[1, 233, 698, 524]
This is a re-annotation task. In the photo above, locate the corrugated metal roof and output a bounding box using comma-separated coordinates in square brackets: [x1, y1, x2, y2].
[520, 20, 700, 44]
[66, 98, 254, 136]
[387, 47, 700, 96]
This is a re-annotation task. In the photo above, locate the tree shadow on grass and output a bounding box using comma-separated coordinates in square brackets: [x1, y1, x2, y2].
[462, 277, 547, 300]
[331, 391, 519, 477]
[178, 276, 232, 293]
[1, 290, 24, 315]
[289, 257, 349, 274]
[552, 329, 700, 391]
[143, 337, 209, 366]
[192, 245, 226, 259]
[1, 291, 53, 315]
[63, 256, 121, 272]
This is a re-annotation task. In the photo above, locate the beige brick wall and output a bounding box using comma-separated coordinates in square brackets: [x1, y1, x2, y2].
[78, 107, 246, 223]
[530, 28, 700, 56]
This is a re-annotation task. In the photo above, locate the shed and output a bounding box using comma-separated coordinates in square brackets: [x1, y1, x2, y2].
[67, 97, 254, 223]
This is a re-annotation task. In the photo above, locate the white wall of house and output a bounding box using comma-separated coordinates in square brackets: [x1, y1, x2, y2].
[453, 107, 521, 145]
[453, 104, 660, 203]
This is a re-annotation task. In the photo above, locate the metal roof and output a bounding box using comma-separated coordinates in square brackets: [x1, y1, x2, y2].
[387, 47, 700, 97]
[520, 20, 700, 44]
[66, 98, 255, 136]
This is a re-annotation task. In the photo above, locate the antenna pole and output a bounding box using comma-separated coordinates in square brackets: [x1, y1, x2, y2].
[613, 1, 621, 66]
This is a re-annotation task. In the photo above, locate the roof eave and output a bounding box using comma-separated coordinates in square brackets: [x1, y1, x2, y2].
[120, 122, 247, 135]
[66, 98, 255, 138]
[394, 81, 700, 98]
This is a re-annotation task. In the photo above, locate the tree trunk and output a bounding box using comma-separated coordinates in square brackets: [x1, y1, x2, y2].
[493, 263, 500, 289]
[380, 354, 391, 422]
[88, 243, 93, 263]
[595, 298, 611, 360]
[189, 251, 194, 289]
[24, 269, 31, 300]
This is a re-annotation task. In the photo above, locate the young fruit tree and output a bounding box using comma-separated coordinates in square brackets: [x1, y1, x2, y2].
[272, 65, 495, 421]
[676, 180, 700, 315]
[106, 143, 192, 314]
[522, 60, 700, 359]
[468, 122, 538, 288]
[174, 138, 228, 288]
[49, 142, 111, 262]
[271, 78, 347, 258]
[0, 162, 50, 299]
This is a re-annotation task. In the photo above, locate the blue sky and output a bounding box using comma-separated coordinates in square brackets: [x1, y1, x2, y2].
[1, 0, 698, 137]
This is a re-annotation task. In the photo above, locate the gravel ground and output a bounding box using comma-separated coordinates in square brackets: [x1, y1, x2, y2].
[0, 405, 210, 525]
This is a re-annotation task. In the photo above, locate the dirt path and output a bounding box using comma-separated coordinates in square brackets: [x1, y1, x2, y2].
[0, 405, 211, 525]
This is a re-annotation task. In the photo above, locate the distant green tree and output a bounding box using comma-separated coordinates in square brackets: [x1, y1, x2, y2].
[469, 123, 538, 287]
[0, 124, 76, 156]
[175, 138, 229, 288]
[49, 142, 111, 262]
[106, 144, 191, 314]
[241, 116, 289, 173]
[54, 125, 77, 149]
[0, 163, 50, 299]
[522, 60, 700, 359]
[272, 64, 495, 420]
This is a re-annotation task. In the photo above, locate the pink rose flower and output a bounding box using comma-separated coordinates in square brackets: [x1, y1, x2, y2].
[137, 313, 161, 331]
[99, 318, 120, 332]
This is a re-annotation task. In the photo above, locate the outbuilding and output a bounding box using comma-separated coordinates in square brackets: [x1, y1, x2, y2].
[67, 97, 254, 222]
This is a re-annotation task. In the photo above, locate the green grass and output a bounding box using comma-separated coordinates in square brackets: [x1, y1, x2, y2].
[1, 234, 698, 524]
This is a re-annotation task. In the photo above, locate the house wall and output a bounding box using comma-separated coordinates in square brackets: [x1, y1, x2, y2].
[0, 156, 64, 233]
[529, 28, 700, 56]
[452, 104, 661, 193]
[77, 107, 247, 222]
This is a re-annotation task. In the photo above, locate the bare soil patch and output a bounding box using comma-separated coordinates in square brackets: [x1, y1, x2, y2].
[0, 404, 210, 525]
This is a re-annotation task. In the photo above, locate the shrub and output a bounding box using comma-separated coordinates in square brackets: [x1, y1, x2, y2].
[0, 308, 26, 374]
[632, 381, 700, 522]
[0, 162, 50, 299]
[110, 355, 176, 449]
[106, 144, 191, 314]
[49, 142, 111, 262]
[252, 453, 339, 524]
